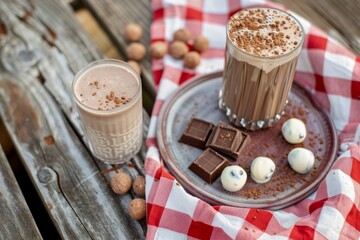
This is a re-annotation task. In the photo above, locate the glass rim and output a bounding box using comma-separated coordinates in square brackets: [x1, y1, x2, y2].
[72, 59, 142, 115]
[226, 7, 305, 60]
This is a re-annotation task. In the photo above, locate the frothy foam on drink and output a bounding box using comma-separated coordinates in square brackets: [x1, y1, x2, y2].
[228, 8, 303, 57]
[74, 63, 139, 111]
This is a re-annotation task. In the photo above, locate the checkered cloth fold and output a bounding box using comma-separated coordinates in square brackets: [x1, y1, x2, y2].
[145, 1, 360, 239]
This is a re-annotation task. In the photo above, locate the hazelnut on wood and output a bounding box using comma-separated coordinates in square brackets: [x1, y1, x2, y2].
[184, 51, 201, 69]
[169, 41, 189, 59]
[129, 198, 146, 220]
[111, 172, 132, 195]
[127, 60, 141, 75]
[126, 42, 146, 61]
[124, 23, 143, 42]
[132, 175, 145, 196]
[193, 36, 209, 53]
[150, 41, 167, 59]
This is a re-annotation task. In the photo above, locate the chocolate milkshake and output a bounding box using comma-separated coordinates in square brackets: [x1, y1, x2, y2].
[72, 59, 142, 164]
[219, 8, 304, 130]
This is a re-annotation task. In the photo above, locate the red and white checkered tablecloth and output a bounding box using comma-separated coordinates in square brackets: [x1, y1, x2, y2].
[145, 1, 360, 239]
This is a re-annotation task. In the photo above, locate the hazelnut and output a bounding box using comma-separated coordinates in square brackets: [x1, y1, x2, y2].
[173, 28, 192, 42]
[127, 60, 141, 75]
[169, 41, 189, 59]
[124, 23, 143, 42]
[150, 41, 167, 59]
[126, 42, 146, 61]
[111, 172, 132, 195]
[129, 198, 146, 220]
[193, 36, 209, 53]
[132, 175, 145, 196]
[184, 51, 201, 69]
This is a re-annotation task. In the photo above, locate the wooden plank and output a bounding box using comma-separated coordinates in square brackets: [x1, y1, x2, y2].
[0, 0, 146, 239]
[75, 9, 122, 59]
[82, 0, 156, 101]
[0, 145, 42, 239]
[273, 0, 360, 55]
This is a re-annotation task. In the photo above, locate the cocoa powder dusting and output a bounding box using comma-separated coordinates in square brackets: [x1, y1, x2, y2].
[80, 80, 132, 110]
[228, 8, 302, 57]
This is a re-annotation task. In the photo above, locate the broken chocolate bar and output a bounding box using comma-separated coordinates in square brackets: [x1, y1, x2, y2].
[179, 118, 214, 149]
[206, 122, 250, 159]
[189, 148, 230, 183]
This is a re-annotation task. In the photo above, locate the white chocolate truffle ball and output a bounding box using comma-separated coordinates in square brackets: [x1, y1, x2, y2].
[221, 166, 247, 192]
[282, 118, 307, 144]
[250, 157, 275, 184]
[288, 148, 315, 174]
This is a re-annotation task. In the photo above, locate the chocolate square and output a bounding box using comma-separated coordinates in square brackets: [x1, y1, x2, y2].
[228, 131, 250, 159]
[189, 148, 230, 183]
[179, 118, 214, 149]
[206, 122, 250, 159]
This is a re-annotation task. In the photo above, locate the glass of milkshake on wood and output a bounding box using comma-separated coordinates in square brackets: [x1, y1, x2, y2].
[219, 8, 304, 130]
[72, 59, 142, 164]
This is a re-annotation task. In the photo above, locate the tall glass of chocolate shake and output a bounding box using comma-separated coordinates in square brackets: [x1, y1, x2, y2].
[72, 59, 142, 164]
[219, 8, 304, 130]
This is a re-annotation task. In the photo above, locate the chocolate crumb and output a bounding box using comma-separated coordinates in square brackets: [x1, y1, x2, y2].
[44, 136, 54, 145]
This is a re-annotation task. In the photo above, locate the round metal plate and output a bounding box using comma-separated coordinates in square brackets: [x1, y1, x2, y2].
[157, 71, 338, 210]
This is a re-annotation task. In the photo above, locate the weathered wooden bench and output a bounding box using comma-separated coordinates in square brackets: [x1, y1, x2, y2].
[0, 0, 150, 238]
[0, 0, 359, 239]
[0, 146, 42, 239]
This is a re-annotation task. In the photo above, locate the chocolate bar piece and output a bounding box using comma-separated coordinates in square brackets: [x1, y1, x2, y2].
[189, 148, 230, 183]
[179, 118, 214, 149]
[206, 122, 250, 159]
[230, 131, 250, 159]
